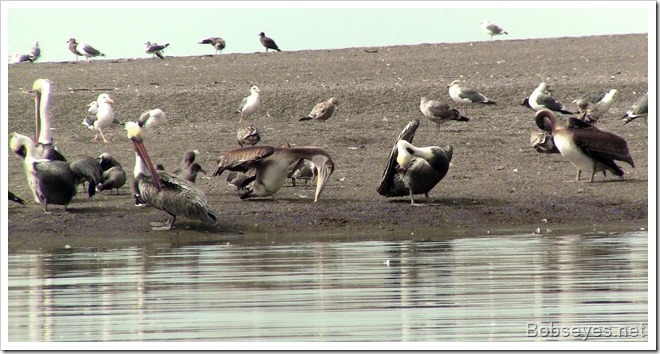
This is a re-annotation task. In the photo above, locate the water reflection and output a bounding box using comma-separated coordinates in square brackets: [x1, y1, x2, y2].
[8, 231, 648, 342]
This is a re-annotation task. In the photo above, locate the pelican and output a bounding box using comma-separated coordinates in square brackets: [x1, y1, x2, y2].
[377, 119, 453, 205]
[236, 86, 261, 123]
[481, 19, 508, 41]
[199, 37, 226, 54]
[145, 42, 169, 59]
[225, 170, 253, 190]
[214, 146, 334, 202]
[535, 109, 634, 182]
[69, 156, 103, 197]
[528, 82, 574, 115]
[237, 126, 261, 148]
[582, 89, 618, 124]
[621, 94, 648, 125]
[97, 152, 126, 194]
[32, 79, 66, 161]
[126, 122, 216, 230]
[171, 150, 199, 175]
[9, 192, 25, 205]
[9, 132, 77, 212]
[447, 80, 496, 116]
[259, 32, 281, 52]
[419, 97, 470, 131]
[300, 97, 339, 124]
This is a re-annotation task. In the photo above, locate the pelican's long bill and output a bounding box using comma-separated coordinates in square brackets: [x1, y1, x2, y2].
[126, 121, 162, 190]
[313, 158, 335, 203]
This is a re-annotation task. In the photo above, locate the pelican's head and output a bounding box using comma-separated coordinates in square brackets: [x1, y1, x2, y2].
[125, 121, 143, 142]
[9, 132, 34, 159]
[32, 78, 51, 93]
[396, 140, 415, 170]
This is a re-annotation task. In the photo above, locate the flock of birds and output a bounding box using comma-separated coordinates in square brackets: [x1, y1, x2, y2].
[12, 32, 283, 63]
[8, 21, 648, 231]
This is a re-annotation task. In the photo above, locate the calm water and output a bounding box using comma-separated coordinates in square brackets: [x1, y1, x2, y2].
[7, 229, 648, 343]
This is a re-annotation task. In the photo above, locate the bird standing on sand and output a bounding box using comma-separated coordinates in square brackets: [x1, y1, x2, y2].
[419, 97, 470, 131]
[68, 38, 105, 61]
[447, 80, 496, 116]
[621, 94, 648, 125]
[481, 19, 508, 41]
[32, 78, 67, 161]
[87, 93, 115, 143]
[237, 126, 261, 148]
[97, 152, 127, 194]
[535, 109, 634, 182]
[582, 89, 618, 124]
[236, 85, 261, 122]
[29, 41, 41, 62]
[377, 119, 454, 206]
[300, 97, 339, 124]
[259, 32, 281, 52]
[527, 82, 574, 115]
[145, 42, 170, 59]
[199, 37, 226, 54]
[138, 108, 167, 128]
[66, 38, 84, 61]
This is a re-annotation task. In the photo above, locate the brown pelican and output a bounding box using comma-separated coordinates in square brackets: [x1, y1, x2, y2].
[287, 159, 316, 187]
[97, 153, 127, 194]
[145, 42, 169, 59]
[225, 171, 253, 190]
[259, 32, 281, 52]
[419, 97, 470, 131]
[9, 192, 25, 205]
[621, 94, 648, 125]
[9, 132, 77, 212]
[300, 97, 339, 123]
[171, 150, 199, 175]
[126, 122, 217, 230]
[447, 80, 496, 116]
[236, 86, 261, 122]
[535, 109, 635, 182]
[199, 37, 226, 54]
[237, 126, 261, 148]
[32, 79, 66, 161]
[69, 156, 103, 197]
[377, 119, 453, 205]
[528, 82, 574, 115]
[481, 19, 508, 41]
[214, 146, 334, 202]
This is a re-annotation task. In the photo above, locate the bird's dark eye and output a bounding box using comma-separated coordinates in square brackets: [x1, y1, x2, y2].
[406, 147, 414, 154]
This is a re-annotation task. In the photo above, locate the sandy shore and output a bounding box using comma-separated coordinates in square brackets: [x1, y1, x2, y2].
[7, 33, 649, 244]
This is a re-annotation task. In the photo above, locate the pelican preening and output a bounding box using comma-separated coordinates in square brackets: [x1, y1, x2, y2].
[236, 86, 261, 123]
[621, 94, 648, 125]
[32, 79, 66, 161]
[70, 156, 103, 198]
[145, 42, 170, 59]
[214, 146, 335, 202]
[126, 121, 217, 230]
[419, 97, 470, 131]
[535, 109, 634, 182]
[97, 153, 127, 194]
[9, 133, 77, 212]
[447, 80, 496, 116]
[527, 82, 574, 115]
[481, 19, 508, 41]
[199, 37, 226, 54]
[237, 126, 261, 148]
[300, 97, 340, 123]
[259, 32, 281, 52]
[377, 119, 453, 205]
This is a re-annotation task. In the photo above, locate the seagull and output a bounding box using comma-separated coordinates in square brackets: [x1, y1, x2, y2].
[259, 32, 281, 52]
[481, 19, 508, 41]
[84, 100, 124, 128]
[66, 38, 84, 61]
[447, 80, 496, 116]
[12, 53, 33, 64]
[621, 94, 648, 125]
[573, 91, 607, 114]
[582, 89, 618, 124]
[145, 42, 170, 59]
[236, 85, 261, 122]
[419, 97, 470, 131]
[199, 37, 226, 54]
[72, 39, 106, 61]
[299, 97, 339, 123]
[138, 108, 167, 128]
[29, 41, 41, 62]
[237, 126, 261, 148]
[87, 93, 115, 143]
[527, 82, 574, 115]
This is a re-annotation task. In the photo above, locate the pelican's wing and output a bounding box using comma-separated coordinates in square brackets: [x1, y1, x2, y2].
[376, 119, 419, 196]
[215, 146, 275, 175]
[572, 128, 634, 167]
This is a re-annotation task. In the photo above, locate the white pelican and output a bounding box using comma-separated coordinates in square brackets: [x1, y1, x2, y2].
[32, 78, 66, 161]
[377, 119, 453, 205]
[9, 133, 77, 212]
[419, 97, 469, 131]
[259, 32, 281, 52]
[300, 97, 339, 123]
[236, 86, 261, 123]
[214, 146, 334, 202]
[199, 37, 226, 54]
[447, 80, 496, 116]
[535, 109, 634, 182]
[126, 122, 217, 230]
